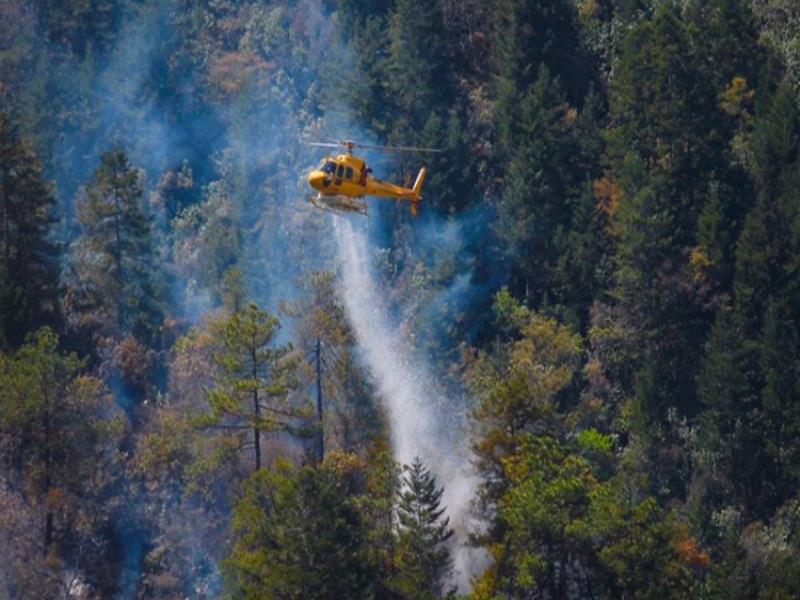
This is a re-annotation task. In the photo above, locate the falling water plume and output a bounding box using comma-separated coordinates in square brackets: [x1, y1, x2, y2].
[332, 217, 483, 588]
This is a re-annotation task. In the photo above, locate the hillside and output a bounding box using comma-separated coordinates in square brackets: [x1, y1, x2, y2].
[2, 0, 800, 598]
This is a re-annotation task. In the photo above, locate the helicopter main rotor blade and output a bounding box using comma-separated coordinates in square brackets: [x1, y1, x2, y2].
[310, 139, 443, 153]
[354, 142, 443, 153]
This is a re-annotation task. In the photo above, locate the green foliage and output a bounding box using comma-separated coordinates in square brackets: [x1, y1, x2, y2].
[391, 458, 454, 599]
[67, 149, 164, 347]
[492, 66, 604, 316]
[284, 271, 383, 458]
[0, 328, 125, 597]
[199, 302, 307, 471]
[472, 431, 701, 599]
[0, 113, 60, 347]
[224, 458, 376, 600]
[468, 302, 583, 540]
[491, 435, 597, 597]
[386, 0, 450, 129]
[491, 0, 595, 146]
[589, 488, 696, 599]
[173, 178, 241, 306]
[4, 0, 800, 596]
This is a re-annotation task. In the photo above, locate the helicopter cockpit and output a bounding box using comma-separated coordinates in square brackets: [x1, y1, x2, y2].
[319, 160, 337, 174]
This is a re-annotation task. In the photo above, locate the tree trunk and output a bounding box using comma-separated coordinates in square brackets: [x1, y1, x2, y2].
[316, 337, 324, 463]
[112, 182, 123, 332]
[3, 189, 10, 265]
[252, 342, 261, 471]
[43, 391, 52, 554]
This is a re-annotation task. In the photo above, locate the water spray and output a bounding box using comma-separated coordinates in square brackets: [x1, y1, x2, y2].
[332, 217, 483, 588]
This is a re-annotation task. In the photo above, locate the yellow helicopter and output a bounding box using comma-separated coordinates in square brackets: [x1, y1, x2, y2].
[307, 140, 441, 216]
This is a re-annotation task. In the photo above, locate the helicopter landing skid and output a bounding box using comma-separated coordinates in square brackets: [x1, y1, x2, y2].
[309, 193, 368, 216]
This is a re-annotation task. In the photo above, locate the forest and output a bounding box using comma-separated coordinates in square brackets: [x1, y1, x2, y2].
[2, 0, 800, 598]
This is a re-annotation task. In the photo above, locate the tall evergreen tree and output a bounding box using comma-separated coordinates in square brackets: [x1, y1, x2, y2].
[601, 4, 752, 499]
[492, 66, 587, 309]
[391, 458, 454, 599]
[200, 302, 306, 472]
[0, 328, 123, 595]
[66, 149, 163, 347]
[386, 0, 450, 131]
[0, 113, 60, 347]
[284, 271, 382, 459]
[491, 0, 594, 155]
[224, 459, 376, 600]
[468, 295, 583, 524]
[697, 78, 800, 517]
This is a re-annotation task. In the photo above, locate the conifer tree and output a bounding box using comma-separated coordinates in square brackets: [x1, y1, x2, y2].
[224, 459, 376, 600]
[602, 6, 735, 498]
[491, 0, 594, 155]
[200, 302, 306, 472]
[0, 328, 123, 578]
[492, 66, 581, 306]
[67, 149, 163, 346]
[386, 0, 449, 130]
[698, 77, 800, 517]
[392, 457, 454, 600]
[284, 271, 381, 460]
[0, 113, 60, 347]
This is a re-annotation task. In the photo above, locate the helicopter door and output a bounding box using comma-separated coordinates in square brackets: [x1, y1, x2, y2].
[335, 164, 344, 185]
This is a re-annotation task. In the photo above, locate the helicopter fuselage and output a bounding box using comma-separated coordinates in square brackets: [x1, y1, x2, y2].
[307, 153, 426, 215]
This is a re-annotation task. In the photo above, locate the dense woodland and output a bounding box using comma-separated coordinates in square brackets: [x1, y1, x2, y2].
[2, 0, 800, 598]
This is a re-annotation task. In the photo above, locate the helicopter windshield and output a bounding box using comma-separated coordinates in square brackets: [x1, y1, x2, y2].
[320, 161, 337, 174]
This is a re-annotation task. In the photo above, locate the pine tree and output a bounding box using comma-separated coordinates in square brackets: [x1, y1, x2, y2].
[492, 66, 580, 306]
[469, 299, 583, 508]
[0, 328, 123, 585]
[67, 149, 163, 347]
[386, 0, 450, 132]
[200, 302, 306, 472]
[601, 6, 739, 500]
[392, 457, 454, 600]
[284, 271, 381, 460]
[224, 459, 376, 600]
[491, 0, 594, 156]
[695, 77, 800, 519]
[0, 113, 60, 347]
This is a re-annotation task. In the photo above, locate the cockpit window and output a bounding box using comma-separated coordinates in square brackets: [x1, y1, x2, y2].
[337, 165, 345, 178]
[345, 167, 353, 180]
[321, 161, 337, 174]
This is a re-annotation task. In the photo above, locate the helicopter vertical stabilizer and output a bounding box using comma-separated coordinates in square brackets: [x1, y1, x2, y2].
[412, 167, 427, 199]
[410, 167, 427, 216]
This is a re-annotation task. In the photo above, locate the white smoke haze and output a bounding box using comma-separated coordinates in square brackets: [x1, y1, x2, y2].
[333, 217, 484, 589]
[11, 0, 491, 590]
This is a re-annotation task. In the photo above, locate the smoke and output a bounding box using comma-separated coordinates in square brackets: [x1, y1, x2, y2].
[6, 0, 497, 593]
[333, 217, 484, 588]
